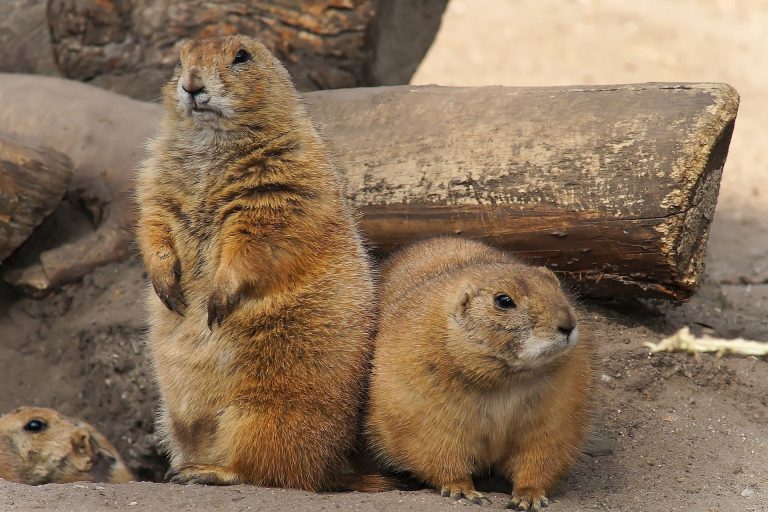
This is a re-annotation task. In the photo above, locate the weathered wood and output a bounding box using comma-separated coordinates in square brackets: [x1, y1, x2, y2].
[0, 0, 448, 100]
[0, 75, 737, 300]
[0, 133, 73, 264]
[306, 83, 738, 301]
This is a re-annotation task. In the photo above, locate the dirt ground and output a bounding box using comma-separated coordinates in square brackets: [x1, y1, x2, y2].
[1, 0, 767, 511]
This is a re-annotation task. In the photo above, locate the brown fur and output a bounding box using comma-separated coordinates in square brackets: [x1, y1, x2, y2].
[367, 237, 595, 510]
[135, 35, 375, 490]
[0, 407, 133, 485]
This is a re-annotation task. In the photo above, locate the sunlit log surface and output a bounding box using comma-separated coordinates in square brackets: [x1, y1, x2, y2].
[308, 83, 738, 301]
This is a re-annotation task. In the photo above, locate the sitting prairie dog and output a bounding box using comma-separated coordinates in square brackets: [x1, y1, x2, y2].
[367, 237, 594, 511]
[0, 407, 133, 485]
[136, 35, 376, 490]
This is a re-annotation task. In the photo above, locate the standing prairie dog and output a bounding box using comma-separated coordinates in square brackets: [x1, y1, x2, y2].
[0, 407, 133, 485]
[136, 35, 375, 490]
[367, 237, 594, 511]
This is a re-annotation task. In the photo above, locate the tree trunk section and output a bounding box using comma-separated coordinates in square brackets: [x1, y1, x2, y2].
[306, 83, 738, 301]
[0, 133, 73, 264]
[11, 0, 448, 101]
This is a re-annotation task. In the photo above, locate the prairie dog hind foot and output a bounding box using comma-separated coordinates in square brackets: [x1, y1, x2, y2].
[166, 463, 241, 486]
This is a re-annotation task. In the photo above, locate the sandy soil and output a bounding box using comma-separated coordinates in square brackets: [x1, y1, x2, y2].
[2, 273, 767, 511]
[1, 0, 767, 510]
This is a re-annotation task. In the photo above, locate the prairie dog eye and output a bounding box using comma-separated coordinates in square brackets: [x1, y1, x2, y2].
[232, 49, 252, 65]
[23, 419, 48, 433]
[494, 294, 516, 310]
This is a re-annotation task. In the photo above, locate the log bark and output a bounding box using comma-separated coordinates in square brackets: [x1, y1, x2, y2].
[0, 75, 737, 300]
[0, 0, 449, 101]
[0, 133, 73, 264]
[306, 83, 738, 301]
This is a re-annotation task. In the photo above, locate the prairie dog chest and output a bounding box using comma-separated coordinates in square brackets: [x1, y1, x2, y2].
[155, 324, 238, 403]
[465, 381, 545, 463]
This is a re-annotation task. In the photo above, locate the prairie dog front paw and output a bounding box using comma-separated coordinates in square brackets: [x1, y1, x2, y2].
[148, 251, 187, 315]
[207, 268, 242, 328]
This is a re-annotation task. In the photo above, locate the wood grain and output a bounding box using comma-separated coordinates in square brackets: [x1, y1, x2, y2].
[307, 83, 739, 300]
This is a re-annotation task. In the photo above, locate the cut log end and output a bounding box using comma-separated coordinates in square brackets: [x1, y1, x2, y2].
[0, 132, 73, 264]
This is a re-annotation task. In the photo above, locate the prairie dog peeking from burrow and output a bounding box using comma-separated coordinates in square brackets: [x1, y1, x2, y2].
[0, 407, 133, 485]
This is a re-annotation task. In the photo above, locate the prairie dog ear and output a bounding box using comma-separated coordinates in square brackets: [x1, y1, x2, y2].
[70, 428, 95, 472]
[537, 265, 560, 283]
[453, 283, 478, 318]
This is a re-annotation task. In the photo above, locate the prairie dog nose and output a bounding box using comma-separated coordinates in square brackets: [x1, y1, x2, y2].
[180, 67, 205, 96]
[557, 308, 577, 338]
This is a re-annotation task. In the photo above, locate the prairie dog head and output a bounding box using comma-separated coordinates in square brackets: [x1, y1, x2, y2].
[448, 264, 578, 380]
[164, 35, 298, 135]
[0, 407, 133, 485]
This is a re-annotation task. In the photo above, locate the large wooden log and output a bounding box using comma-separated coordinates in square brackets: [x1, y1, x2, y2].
[0, 0, 447, 101]
[0, 75, 736, 300]
[0, 133, 73, 264]
[306, 83, 738, 301]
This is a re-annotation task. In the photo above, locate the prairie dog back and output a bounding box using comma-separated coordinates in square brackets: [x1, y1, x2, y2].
[379, 237, 515, 307]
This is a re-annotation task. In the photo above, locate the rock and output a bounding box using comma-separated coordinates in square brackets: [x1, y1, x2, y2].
[0, 132, 73, 265]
